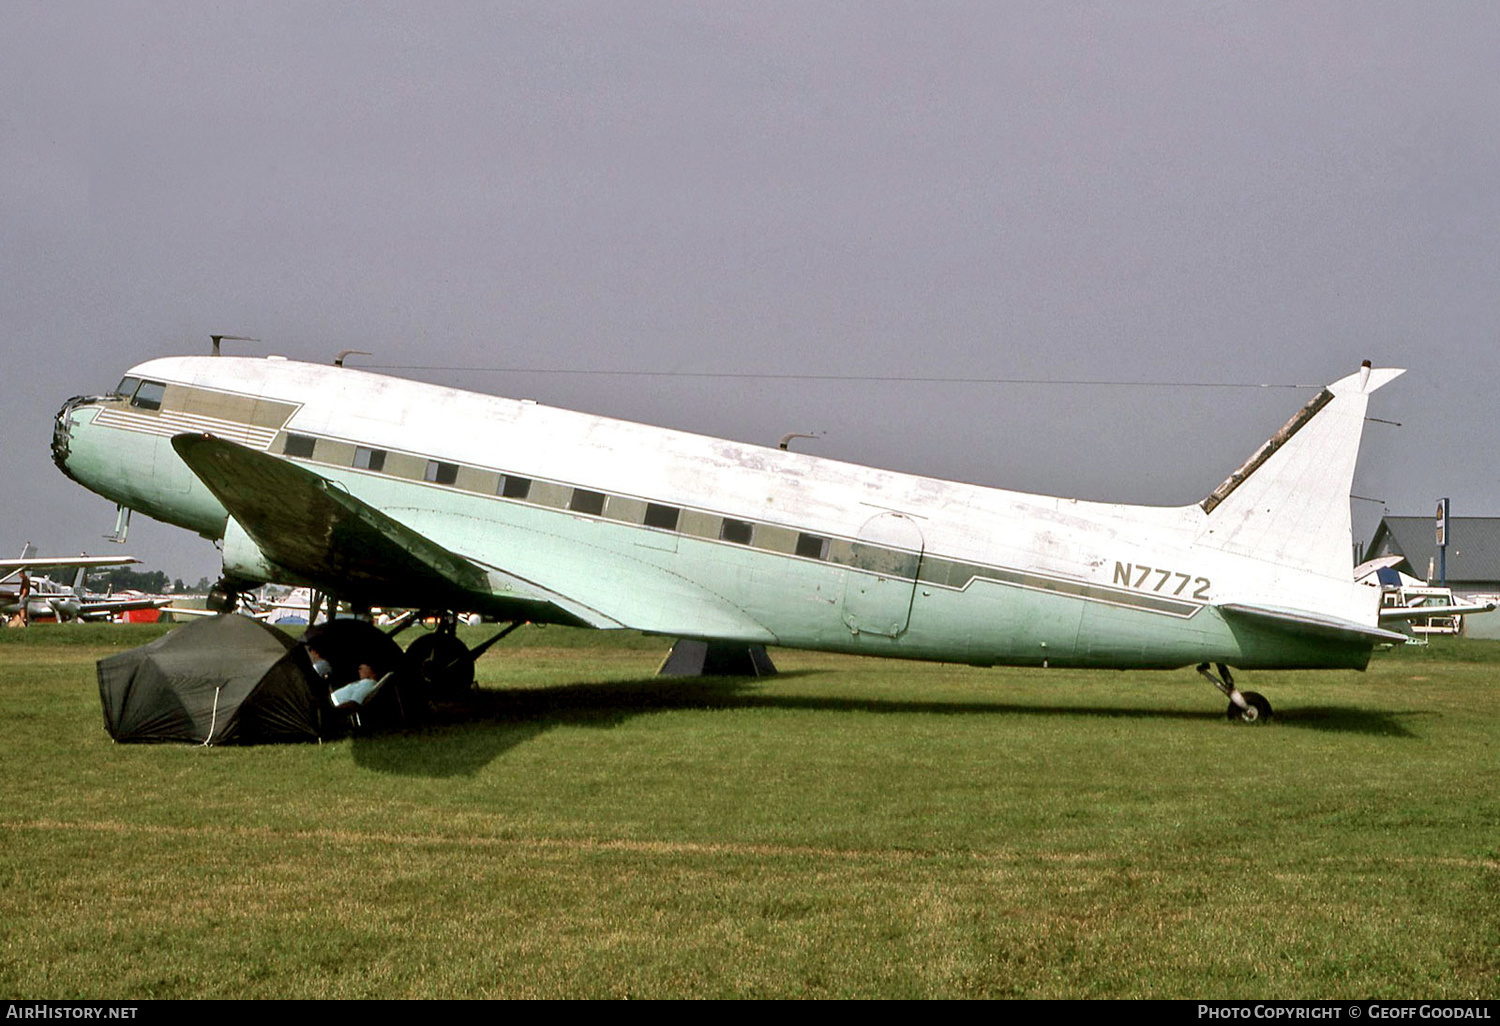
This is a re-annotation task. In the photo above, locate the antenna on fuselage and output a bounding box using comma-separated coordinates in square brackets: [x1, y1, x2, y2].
[209, 334, 260, 357]
[778, 432, 823, 451]
[333, 350, 371, 367]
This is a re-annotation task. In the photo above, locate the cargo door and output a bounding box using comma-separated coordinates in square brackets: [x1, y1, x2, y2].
[841, 512, 924, 637]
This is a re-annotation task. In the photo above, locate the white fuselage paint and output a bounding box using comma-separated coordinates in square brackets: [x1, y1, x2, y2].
[55, 356, 1395, 670]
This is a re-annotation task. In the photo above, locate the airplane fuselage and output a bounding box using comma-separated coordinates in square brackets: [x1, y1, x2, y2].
[1, 579, 80, 621]
[53, 355, 1392, 670]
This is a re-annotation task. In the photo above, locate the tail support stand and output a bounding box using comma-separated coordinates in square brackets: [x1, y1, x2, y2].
[658, 640, 777, 678]
[106, 504, 132, 544]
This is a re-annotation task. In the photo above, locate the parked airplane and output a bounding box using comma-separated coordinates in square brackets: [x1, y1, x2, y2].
[0, 549, 163, 622]
[52, 349, 1408, 720]
[1350, 557, 1496, 638]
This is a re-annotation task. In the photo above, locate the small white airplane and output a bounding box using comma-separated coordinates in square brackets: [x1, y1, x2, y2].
[0, 547, 160, 622]
[53, 346, 1409, 721]
[1352, 557, 1496, 637]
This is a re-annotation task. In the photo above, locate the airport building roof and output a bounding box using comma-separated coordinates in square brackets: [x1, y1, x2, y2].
[1366, 516, 1500, 589]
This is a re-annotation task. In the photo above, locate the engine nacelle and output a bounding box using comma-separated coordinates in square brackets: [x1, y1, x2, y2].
[220, 516, 280, 586]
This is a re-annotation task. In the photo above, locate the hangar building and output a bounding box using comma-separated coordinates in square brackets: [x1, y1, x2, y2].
[1364, 516, 1500, 598]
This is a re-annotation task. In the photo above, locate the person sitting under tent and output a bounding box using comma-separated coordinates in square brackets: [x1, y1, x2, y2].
[330, 662, 394, 713]
[301, 636, 408, 732]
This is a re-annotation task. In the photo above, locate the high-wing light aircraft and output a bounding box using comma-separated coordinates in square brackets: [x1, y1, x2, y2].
[0, 549, 160, 622]
[53, 350, 1408, 721]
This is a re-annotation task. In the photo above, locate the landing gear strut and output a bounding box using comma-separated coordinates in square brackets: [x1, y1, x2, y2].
[406, 614, 475, 698]
[1197, 662, 1273, 724]
[402, 615, 524, 700]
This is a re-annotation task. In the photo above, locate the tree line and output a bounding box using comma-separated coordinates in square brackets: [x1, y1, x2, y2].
[86, 568, 213, 594]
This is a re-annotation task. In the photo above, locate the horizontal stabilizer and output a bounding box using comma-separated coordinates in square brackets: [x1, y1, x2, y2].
[171, 433, 619, 626]
[1219, 602, 1409, 645]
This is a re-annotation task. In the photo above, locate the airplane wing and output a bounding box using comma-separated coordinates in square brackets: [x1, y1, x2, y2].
[1218, 603, 1410, 645]
[1352, 555, 1407, 580]
[0, 555, 139, 585]
[0, 556, 139, 571]
[1378, 602, 1496, 621]
[74, 595, 174, 620]
[171, 433, 625, 629]
[171, 433, 776, 640]
[159, 605, 220, 619]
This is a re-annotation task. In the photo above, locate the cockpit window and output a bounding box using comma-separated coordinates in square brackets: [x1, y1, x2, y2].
[130, 380, 166, 411]
[113, 377, 141, 400]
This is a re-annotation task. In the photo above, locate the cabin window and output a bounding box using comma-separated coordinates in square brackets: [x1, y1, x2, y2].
[424, 460, 459, 485]
[130, 380, 166, 411]
[283, 434, 317, 458]
[796, 533, 831, 560]
[354, 447, 386, 472]
[720, 518, 754, 545]
[499, 475, 531, 499]
[113, 377, 141, 400]
[643, 503, 680, 531]
[569, 489, 606, 516]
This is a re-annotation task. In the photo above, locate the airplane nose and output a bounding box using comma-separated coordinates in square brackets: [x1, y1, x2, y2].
[51, 395, 92, 478]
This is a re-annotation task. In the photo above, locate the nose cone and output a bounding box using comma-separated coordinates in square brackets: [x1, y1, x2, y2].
[52, 394, 94, 482]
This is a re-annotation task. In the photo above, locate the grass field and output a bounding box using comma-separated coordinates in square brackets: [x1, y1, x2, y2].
[1, 623, 1496, 998]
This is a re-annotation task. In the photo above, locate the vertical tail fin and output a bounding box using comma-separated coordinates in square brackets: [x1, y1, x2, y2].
[1197, 362, 1404, 579]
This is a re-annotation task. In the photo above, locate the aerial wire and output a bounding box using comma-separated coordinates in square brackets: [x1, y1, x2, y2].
[366, 365, 1318, 389]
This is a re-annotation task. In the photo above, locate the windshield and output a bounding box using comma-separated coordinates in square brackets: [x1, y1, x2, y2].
[1403, 593, 1452, 608]
[130, 380, 165, 410]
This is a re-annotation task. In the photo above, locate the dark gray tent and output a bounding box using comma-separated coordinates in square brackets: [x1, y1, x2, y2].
[98, 614, 326, 744]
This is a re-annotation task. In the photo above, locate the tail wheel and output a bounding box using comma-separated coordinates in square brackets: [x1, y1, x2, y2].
[1227, 690, 1273, 724]
[405, 631, 475, 698]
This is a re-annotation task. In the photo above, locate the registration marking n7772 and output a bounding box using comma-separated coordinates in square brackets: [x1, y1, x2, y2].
[1113, 561, 1211, 600]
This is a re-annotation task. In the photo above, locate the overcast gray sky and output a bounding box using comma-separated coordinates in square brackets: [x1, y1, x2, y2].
[4, 1, 1498, 582]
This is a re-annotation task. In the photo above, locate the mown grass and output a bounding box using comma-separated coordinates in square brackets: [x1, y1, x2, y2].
[1, 624, 1496, 998]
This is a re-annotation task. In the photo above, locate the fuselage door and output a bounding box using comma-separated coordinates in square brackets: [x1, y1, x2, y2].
[841, 512, 924, 637]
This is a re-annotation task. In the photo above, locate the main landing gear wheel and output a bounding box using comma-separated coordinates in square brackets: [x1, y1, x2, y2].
[1227, 691, 1273, 724]
[406, 631, 475, 699]
[206, 580, 240, 614]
